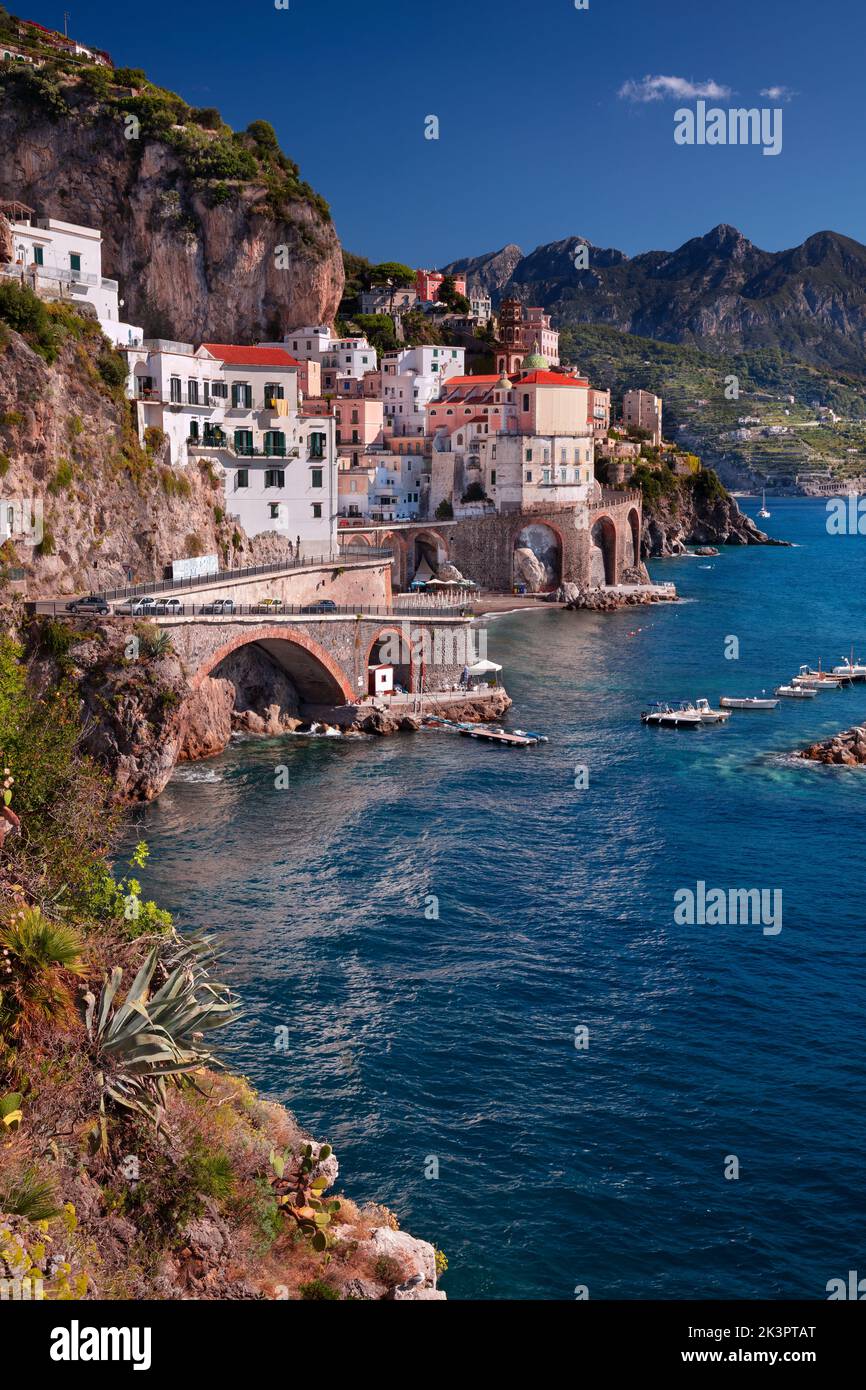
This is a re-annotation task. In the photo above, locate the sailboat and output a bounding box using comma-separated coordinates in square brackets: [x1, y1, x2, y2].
[758, 488, 771, 519]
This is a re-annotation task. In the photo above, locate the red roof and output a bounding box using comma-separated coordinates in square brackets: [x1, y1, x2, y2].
[441, 375, 502, 386]
[518, 371, 588, 387]
[201, 343, 301, 368]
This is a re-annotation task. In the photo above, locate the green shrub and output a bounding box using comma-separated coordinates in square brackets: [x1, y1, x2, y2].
[0, 1167, 62, 1221]
[35, 529, 56, 557]
[97, 345, 128, 390]
[143, 426, 166, 457]
[48, 458, 74, 494]
[113, 67, 148, 88]
[0, 280, 65, 362]
[0, 452, 9, 478]
[185, 533, 205, 558]
[159, 468, 191, 499]
[299, 1279, 341, 1301]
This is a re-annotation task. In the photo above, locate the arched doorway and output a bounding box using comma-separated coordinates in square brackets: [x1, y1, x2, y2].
[410, 529, 449, 584]
[512, 522, 562, 592]
[590, 516, 617, 586]
[366, 626, 413, 695]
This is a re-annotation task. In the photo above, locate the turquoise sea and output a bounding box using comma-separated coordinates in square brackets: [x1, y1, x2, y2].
[126, 497, 866, 1299]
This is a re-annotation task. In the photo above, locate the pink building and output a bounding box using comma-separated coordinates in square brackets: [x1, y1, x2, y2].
[416, 268, 467, 304]
[588, 387, 611, 436]
[335, 396, 384, 466]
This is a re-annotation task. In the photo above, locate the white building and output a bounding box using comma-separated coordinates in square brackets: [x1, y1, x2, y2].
[381, 345, 465, 438]
[0, 205, 142, 348]
[128, 342, 337, 551]
[278, 327, 378, 395]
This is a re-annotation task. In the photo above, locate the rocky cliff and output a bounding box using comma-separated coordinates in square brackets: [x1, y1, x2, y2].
[0, 61, 343, 341]
[639, 476, 778, 558]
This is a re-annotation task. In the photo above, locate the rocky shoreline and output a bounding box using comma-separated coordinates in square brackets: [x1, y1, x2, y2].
[798, 724, 866, 766]
[557, 583, 676, 612]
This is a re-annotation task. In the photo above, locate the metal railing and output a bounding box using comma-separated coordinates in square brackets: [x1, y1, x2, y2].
[76, 548, 395, 603]
[33, 599, 472, 621]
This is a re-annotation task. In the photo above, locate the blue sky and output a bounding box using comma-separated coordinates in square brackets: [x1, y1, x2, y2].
[23, 0, 866, 264]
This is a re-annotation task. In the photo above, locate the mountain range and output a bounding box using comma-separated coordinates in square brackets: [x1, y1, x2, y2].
[445, 226, 866, 376]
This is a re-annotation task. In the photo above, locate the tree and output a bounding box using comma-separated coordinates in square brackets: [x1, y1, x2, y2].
[370, 262, 415, 288]
[437, 275, 469, 314]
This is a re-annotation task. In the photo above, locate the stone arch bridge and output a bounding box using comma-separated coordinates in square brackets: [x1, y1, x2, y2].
[159, 609, 476, 713]
[339, 490, 644, 592]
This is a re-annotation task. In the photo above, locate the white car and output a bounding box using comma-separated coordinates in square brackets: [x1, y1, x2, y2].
[155, 597, 185, 615]
[118, 596, 158, 616]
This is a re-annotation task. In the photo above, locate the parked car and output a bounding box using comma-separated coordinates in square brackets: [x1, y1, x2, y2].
[255, 598, 284, 613]
[155, 597, 185, 615]
[300, 599, 337, 614]
[118, 596, 158, 616]
[65, 594, 109, 615]
[202, 598, 235, 615]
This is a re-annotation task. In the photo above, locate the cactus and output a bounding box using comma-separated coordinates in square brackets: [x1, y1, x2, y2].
[268, 1142, 340, 1252]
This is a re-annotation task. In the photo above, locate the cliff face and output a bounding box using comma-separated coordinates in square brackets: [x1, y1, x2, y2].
[0, 77, 343, 341]
[641, 481, 774, 557]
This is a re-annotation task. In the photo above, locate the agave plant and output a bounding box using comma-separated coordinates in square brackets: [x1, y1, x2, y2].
[84, 935, 239, 1130]
[0, 907, 84, 1041]
[0, 1166, 61, 1221]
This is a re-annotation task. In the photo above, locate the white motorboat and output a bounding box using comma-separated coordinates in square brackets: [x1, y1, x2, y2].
[641, 702, 702, 728]
[758, 488, 771, 519]
[774, 685, 817, 699]
[719, 696, 779, 710]
[791, 665, 843, 689]
[690, 698, 731, 724]
[831, 656, 866, 681]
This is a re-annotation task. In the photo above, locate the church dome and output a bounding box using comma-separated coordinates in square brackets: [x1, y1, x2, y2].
[521, 340, 548, 372]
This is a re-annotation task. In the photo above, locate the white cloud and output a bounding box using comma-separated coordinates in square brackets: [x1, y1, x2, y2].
[760, 85, 796, 102]
[618, 74, 732, 104]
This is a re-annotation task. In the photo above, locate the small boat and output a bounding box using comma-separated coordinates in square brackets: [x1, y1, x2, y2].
[641, 702, 702, 728]
[690, 698, 731, 724]
[719, 696, 779, 710]
[791, 665, 844, 689]
[774, 684, 817, 699]
[758, 488, 771, 519]
[831, 655, 866, 681]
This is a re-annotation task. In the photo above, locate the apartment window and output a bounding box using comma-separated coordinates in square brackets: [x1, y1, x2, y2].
[32, 244, 44, 266]
[265, 469, 285, 488]
[525, 470, 533, 483]
[523, 394, 530, 412]
[211, 381, 228, 400]
[311, 467, 323, 488]
[235, 469, 249, 489]
[170, 377, 181, 404]
[269, 503, 280, 520]
[309, 432, 326, 460]
[231, 382, 252, 409]
[525, 448, 533, 463]
[312, 503, 322, 518]
[187, 379, 198, 405]
[543, 468, 551, 484]
[265, 382, 284, 404]
[69, 252, 81, 274]
[234, 429, 253, 455]
[560, 468, 568, 483]
[351, 430, 359, 444]
[203, 380, 210, 405]
[264, 431, 286, 457]
[188, 420, 199, 441]
[491, 469, 497, 485]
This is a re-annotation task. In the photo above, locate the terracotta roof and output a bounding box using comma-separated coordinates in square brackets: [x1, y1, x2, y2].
[441, 375, 501, 386]
[201, 344, 301, 367]
[518, 371, 588, 387]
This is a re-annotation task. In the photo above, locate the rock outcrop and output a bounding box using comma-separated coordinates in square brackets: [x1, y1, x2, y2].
[799, 724, 866, 766]
[0, 67, 343, 341]
[562, 584, 675, 611]
[641, 482, 784, 558]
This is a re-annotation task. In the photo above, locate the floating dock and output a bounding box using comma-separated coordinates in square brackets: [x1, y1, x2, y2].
[424, 715, 548, 747]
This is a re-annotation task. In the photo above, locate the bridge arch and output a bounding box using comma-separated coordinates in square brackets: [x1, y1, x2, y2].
[365, 624, 414, 694]
[193, 626, 354, 706]
[409, 528, 449, 583]
[590, 515, 618, 586]
[626, 506, 641, 569]
[380, 530, 409, 589]
[512, 520, 563, 592]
